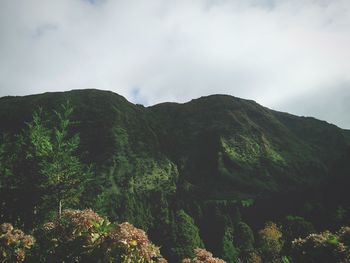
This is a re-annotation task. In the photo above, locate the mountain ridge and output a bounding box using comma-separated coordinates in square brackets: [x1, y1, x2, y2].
[1, 89, 348, 199]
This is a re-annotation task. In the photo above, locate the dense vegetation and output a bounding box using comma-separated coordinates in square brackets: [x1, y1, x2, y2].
[1, 89, 350, 262]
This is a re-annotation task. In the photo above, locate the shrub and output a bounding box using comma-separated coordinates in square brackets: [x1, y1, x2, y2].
[35, 209, 166, 263]
[108, 222, 163, 262]
[291, 230, 350, 263]
[170, 210, 204, 261]
[338, 226, 350, 246]
[258, 222, 284, 262]
[284, 215, 315, 241]
[235, 221, 255, 252]
[245, 251, 262, 263]
[182, 248, 226, 263]
[221, 227, 239, 262]
[0, 223, 35, 262]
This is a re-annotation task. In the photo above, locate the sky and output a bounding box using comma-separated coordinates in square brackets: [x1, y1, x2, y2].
[0, 0, 350, 129]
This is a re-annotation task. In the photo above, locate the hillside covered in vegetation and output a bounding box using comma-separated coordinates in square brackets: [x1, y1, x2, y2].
[1, 89, 350, 262]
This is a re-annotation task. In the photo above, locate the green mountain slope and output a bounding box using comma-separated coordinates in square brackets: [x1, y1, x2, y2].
[149, 94, 348, 199]
[1, 89, 349, 201]
[2, 90, 348, 199]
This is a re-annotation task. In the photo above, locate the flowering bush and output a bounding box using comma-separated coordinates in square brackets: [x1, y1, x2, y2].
[182, 248, 226, 263]
[245, 251, 262, 263]
[108, 222, 164, 262]
[338, 226, 350, 246]
[291, 230, 350, 263]
[0, 223, 35, 262]
[36, 209, 166, 263]
[36, 209, 106, 262]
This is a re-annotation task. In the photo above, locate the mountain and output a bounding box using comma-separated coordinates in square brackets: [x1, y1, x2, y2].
[1, 89, 347, 196]
[1, 89, 349, 261]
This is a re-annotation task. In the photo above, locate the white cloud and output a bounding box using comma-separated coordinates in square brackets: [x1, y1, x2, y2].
[0, 0, 350, 127]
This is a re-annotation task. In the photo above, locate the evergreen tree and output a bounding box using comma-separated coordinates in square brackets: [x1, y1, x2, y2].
[235, 221, 255, 260]
[0, 135, 19, 224]
[0, 132, 43, 229]
[221, 226, 239, 263]
[28, 102, 91, 218]
[170, 210, 204, 262]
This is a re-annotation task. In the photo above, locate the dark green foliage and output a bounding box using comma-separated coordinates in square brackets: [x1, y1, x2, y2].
[28, 102, 92, 217]
[281, 256, 291, 263]
[0, 129, 43, 229]
[221, 227, 239, 263]
[241, 199, 254, 208]
[283, 215, 315, 242]
[2, 90, 348, 204]
[170, 210, 204, 262]
[234, 221, 255, 258]
[199, 204, 232, 257]
[0, 101, 91, 228]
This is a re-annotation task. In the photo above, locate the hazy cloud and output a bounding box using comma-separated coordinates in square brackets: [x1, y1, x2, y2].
[0, 0, 349, 128]
[32, 24, 58, 38]
[275, 82, 350, 129]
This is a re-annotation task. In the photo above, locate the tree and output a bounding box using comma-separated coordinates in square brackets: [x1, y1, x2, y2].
[234, 221, 255, 257]
[221, 226, 239, 263]
[170, 210, 204, 262]
[28, 102, 91, 217]
[258, 222, 284, 262]
[0, 135, 18, 223]
[0, 131, 43, 229]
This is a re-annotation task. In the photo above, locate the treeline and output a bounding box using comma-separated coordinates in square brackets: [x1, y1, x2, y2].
[1, 102, 350, 262]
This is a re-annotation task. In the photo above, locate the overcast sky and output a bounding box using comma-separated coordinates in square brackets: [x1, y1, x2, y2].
[0, 0, 350, 128]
